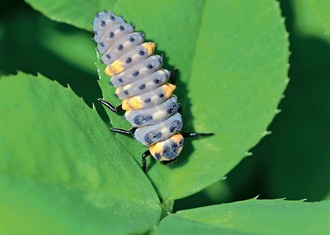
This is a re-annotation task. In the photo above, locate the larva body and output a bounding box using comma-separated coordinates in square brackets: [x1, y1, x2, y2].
[93, 11, 184, 163]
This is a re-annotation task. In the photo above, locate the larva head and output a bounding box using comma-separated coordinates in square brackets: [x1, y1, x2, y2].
[149, 134, 184, 162]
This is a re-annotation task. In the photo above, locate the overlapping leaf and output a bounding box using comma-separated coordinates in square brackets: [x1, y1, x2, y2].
[0, 73, 161, 235]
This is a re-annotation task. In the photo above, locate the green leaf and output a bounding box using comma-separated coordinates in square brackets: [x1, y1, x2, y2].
[0, 73, 161, 235]
[154, 199, 329, 235]
[24, 0, 114, 30]
[98, 0, 289, 201]
[308, 0, 330, 34]
[24, 0, 289, 201]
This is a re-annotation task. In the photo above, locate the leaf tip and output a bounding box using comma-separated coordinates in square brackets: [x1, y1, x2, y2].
[275, 109, 282, 114]
[261, 130, 272, 137]
[244, 152, 253, 157]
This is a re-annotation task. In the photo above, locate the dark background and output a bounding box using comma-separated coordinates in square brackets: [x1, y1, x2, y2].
[1, 0, 329, 211]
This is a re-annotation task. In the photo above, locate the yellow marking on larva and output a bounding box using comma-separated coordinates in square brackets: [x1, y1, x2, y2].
[110, 60, 125, 75]
[122, 99, 130, 111]
[115, 88, 120, 96]
[104, 65, 116, 76]
[149, 142, 164, 158]
[171, 133, 183, 144]
[122, 96, 143, 111]
[143, 42, 156, 55]
[163, 84, 176, 98]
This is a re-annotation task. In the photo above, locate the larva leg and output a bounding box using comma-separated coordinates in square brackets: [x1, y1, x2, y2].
[98, 98, 122, 113]
[169, 68, 179, 85]
[182, 132, 214, 138]
[110, 127, 137, 135]
[142, 150, 151, 172]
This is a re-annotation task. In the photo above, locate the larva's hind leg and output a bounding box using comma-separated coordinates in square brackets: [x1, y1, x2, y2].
[98, 98, 122, 113]
[181, 132, 214, 138]
[111, 128, 150, 172]
[142, 150, 151, 172]
[110, 127, 137, 135]
[169, 68, 179, 85]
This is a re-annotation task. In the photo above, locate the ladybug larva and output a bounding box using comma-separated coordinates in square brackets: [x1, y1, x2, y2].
[93, 10, 213, 172]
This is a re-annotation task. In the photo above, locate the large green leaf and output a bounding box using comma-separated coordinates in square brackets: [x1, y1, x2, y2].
[0, 73, 161, 235]
[154, 199, 329, 235]
[97, 0, 289, 201]
[23, 0, 289, 201]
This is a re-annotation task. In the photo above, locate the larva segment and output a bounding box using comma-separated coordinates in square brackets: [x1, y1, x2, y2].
[109, 55, 163, 86]
[149, 134, 184, 161]
[125, 96, 179, 127]
[121, 83, 176, 110]
[97, 23, 135, 54]
[93, 12, 125, 43]
[115, 69, 169, 99]
[134, 113, 183, 146]
[101, 32, 145, 65]
[107, 42, 155, 76]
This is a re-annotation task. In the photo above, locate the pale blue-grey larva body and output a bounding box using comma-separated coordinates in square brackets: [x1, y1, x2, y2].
[93, 10, 185, 163]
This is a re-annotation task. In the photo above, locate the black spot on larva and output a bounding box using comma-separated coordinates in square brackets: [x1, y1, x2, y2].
[126, 58, 132, 63]
[171, 142, 178, 152]
[119, 25, 125, 31]
[109, 32, 115, 38]
[159, 93, 164, 98]
[179, 139, 184, 147]
[124, 90, 129, 95]
[96, 13, 100, 18]
[167, 102, 179, 114]
[109, 81, 113, 86]
[139, 50, 145, 56]
[163, 146, 171, 158]
[129, 37, 135, 42]
[106, 54, 111, 59]
[114, 93, 118, 98]
[144, 131, 162, 144]
[100, 42, 105, 47]
[118, 78, 123, 83]
[147, 64, 153, 69]
[134, 115, 143, 125]
[118, 45, 123, 51]
[101, 21, 106, 27]
[163, 143, 178, 160]
[155, 153, 161, 160]
[100, 59, 105, 64]
[133, 115, 153, 125]
[154, 79, 160, 84]
[110, 15, 115, 21]
[133, 71, 139, 77]
[139, 84, 146, 90]
[144, 98, 151, 103]
[169, 120, 183, 133]
[93, 30, 97, 35]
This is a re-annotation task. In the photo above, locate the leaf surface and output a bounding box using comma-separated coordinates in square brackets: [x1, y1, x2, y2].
[0, 73, 161, 235]
[154, 199, 329, 235]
